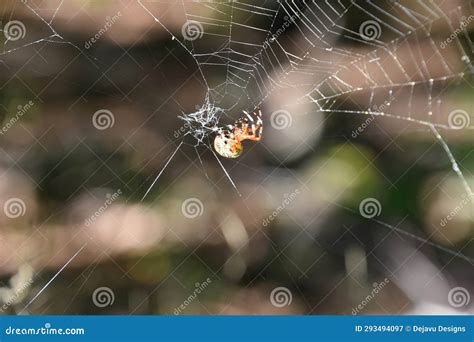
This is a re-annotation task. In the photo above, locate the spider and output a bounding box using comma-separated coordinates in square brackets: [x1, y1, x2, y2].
[214, 109, 263, 158]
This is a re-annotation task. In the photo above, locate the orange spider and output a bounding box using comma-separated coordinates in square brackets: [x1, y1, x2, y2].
[214, 109, 263, 158]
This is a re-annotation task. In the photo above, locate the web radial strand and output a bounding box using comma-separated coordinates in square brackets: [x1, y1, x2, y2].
[0, 0, 470, 265]
[139, 0, 474, 167]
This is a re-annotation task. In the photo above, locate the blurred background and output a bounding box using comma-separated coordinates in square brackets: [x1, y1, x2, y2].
[0, 0, 473, 315]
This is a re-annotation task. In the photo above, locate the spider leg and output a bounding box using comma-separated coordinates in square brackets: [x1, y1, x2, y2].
[247, 109, 263, 141]
[256, 120, 263, 139]
[246, 134, 262, 142]
[221, 108, 263, 144]
[243, 110, 254, 123]
[256, 109, 263, 138]
[256, 109, 263, 124]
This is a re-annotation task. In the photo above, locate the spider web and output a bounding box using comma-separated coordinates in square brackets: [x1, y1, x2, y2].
[137, 0, 474, 262]
[0, 0, 473, 312]
[138, 0, 474, 192]
[5, 0, 471, 257]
